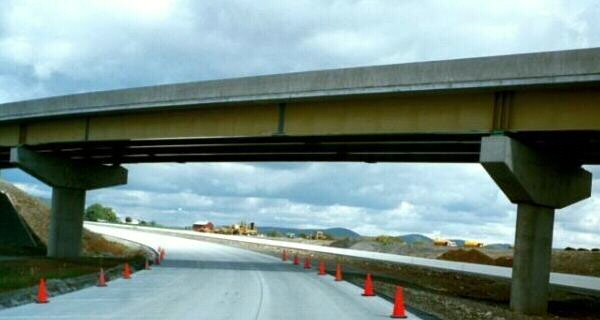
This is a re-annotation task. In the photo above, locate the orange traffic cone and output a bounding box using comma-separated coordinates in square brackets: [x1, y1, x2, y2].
[390, 286, 407, 318]
[145, 259, 151, 270]
[318, 260, 326, 275]
[282, 250, 288, 262]
[36, 278, 49, 303]
[362, 273, 375, 296]
[123, 263, 131, 279]
[293, 254, 299, 265]
[303, 257, 311, 269]
[98, 268, 107, 287]
[335, 264, 343, 281]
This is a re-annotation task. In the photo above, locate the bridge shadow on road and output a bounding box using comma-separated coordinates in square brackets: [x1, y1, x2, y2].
[158, 259, 303, 272]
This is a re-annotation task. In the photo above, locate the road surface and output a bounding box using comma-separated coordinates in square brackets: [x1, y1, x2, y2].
[0, 224, 421, 320]
[95, 222, 600, 296]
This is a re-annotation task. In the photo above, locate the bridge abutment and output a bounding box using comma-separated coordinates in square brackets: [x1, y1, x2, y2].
[9, 146, 127, 258]
[480, 135, 591, 315]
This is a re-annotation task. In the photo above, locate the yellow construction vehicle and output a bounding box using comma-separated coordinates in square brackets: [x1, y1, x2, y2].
[464, 240, 484, 248]
[214, 221, 258, 236]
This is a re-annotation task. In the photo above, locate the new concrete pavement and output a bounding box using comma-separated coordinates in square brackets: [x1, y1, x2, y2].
[88, 222, 600, 297]
[0, 224, 421, 319]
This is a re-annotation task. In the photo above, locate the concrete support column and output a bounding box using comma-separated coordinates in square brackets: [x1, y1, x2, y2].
[10, 146, 127, 258]
[480, 135, 591, 315]
[48, 187, 86, 258]
[510, 204, 555, 314]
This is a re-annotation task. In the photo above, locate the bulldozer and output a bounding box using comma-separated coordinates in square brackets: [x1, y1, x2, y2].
[236, 222, 258, 236]
[217, 221, 258, 236]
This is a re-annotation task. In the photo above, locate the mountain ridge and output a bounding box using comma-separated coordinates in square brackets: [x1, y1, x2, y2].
[258, 226, 360, 238]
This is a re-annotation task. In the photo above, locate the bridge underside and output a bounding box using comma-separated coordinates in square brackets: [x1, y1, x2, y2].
[2, 131, 600, 168]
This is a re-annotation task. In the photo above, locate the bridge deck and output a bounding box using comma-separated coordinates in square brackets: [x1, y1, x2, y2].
[1, 48, 600, 167]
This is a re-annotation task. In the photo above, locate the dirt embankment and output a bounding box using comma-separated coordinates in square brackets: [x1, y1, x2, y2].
[186, 234, 600, 320]
[0, 180, 133, 256]
[437, 249, 512, 267]
[0, 181, 150, 307]
[330, 238, 600, 278]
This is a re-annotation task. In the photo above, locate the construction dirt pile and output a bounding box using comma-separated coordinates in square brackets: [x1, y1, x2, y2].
[437, 249, 514, 267]
[192, 234, 600, 320]
[0, 180, 130, 256]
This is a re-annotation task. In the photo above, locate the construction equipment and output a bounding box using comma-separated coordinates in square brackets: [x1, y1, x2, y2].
[434, 238, 457, 247]
[465, 240, 484, 248]
[215, 221, 258, 236]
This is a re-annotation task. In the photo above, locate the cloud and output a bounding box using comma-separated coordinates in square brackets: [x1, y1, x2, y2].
[1, 0, 599, 101]
[1, 0, 600, 249]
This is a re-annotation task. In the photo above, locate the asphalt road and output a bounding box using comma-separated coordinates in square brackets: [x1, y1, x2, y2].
[0, 225, 420, 320]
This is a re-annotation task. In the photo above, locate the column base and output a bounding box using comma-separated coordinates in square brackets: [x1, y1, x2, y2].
[510, 203, 555, 315]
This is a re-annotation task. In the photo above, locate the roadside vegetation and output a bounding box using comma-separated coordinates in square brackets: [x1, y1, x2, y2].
[0, 180, 146, 296]
[84, 202, 158, 227]
[84, 203, 119, 222]
[0, 257, 143, 294]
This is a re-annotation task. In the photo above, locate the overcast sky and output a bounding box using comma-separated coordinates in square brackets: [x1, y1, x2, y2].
[1, 1, 600, 247]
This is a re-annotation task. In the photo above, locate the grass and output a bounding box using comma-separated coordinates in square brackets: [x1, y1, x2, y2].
[0, 256, 144, 293]
[0, 245, 46, 257]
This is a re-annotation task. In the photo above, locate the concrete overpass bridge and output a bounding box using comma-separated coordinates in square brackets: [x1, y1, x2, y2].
[1, 47, 600, 315]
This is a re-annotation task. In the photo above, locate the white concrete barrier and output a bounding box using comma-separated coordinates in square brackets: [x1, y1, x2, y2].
[85, 222, 600, 296]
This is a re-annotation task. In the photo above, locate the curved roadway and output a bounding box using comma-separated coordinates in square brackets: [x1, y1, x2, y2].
[88, 222, 600, 296]
[0, 224, 421, 320]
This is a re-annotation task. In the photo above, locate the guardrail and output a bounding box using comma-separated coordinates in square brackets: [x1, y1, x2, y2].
[85, 222, 600, 296]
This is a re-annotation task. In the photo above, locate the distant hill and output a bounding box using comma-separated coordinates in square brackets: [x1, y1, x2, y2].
[398, 233, 433, 244]
[259, 226, 360, 239]
[484, 243, 513, 250]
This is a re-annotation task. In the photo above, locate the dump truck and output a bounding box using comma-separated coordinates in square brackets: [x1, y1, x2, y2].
[464, 240, 484, 248]
[434, 238, 457, 247]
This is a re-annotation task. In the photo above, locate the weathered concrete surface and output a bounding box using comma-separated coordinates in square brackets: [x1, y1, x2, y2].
[0, 192, 37, 247]
[9, 147, 127, 190]
[480, 135, 592, 208]
[48, 187, 86, 258]
[480, 135, 593, 315]
[510, 204, 555, 315]
[1, 47, 599, 122]
[9, 147, 128, 258]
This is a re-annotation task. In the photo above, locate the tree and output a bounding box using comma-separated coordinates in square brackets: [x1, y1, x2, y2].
[266, 231, 281, 238]
[84, 203, 118, 222]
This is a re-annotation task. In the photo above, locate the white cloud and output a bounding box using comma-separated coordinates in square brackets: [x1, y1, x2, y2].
[11, 182, 51, 199]
[2, 0, 600, 249]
